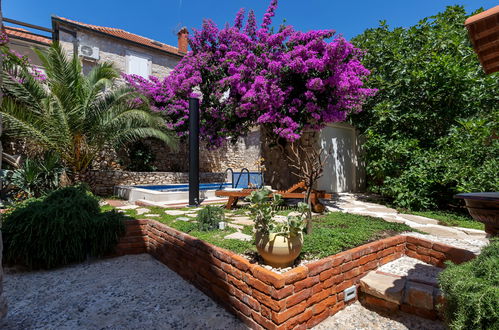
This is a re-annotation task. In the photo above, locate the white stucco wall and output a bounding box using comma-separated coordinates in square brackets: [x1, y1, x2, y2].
[317, 123, 365, 193]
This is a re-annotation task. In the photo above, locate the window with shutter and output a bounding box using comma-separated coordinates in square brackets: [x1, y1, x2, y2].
[126, 51, 151, 78]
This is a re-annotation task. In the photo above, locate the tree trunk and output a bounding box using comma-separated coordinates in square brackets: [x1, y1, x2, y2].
[305, 185, 313, 234]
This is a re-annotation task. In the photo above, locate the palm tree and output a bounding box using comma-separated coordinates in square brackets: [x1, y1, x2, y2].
[0, 43, 176, 180]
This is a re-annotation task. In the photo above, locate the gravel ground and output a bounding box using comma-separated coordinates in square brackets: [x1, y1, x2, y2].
[314, 302, 445, 330]
[377, 256, 443, 286]
[0, 254, 245, 330]
[1, 255, 448, 330]
[403, 232, 487, 254]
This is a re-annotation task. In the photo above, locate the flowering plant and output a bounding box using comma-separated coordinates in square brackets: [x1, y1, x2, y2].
[125, 0, 375, 147]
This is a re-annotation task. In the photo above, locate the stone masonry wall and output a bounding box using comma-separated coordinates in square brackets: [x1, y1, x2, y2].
[84, 170, 225, 196]
[58, 29, 180, 78]
[115, 220, 476, 329]
[93, 128, 262, 173]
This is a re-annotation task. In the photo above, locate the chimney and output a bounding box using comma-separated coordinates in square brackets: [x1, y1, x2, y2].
[177, 27, 189, 54]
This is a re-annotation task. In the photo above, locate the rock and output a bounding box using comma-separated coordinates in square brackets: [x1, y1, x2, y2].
[116, 205, 139, 210]
[224, 232, 252, 242]
[165, 210, 188, 216]
[136, 208, 150, 215]
[176, 217, 191, 222]
[360, 272, 405, 304]
[231, 217, 254, 226]
[404, 282, 434, 310]
[145, 214, 160, 217]
[227, 223, 243, 230]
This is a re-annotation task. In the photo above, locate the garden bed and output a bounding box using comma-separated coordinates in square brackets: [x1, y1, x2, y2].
[109, 205, 415, 261]
[115, 219, 476, 329]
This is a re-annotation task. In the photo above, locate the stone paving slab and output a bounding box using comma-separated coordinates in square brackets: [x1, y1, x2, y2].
[399, 214, 439, 225]
[165, 210, 189, 216]
[224, 232, 252, 241]
[325, 193, 488, 253]
[228, 223, 244, 230]
[135, 208, 150, 215]
[0, 255, 245, 329]
[176, 217, 191, 222]
[116, 205, 139, 210]
[231, 217, 254, 226]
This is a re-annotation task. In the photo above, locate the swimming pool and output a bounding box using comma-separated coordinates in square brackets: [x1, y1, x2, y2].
[115, 171, 263, 204]
[134, 183, 232, 192]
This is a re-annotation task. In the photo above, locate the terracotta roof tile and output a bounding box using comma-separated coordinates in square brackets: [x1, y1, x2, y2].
[465, 6, 499, 74]
[53, 16, 182, 56]
[5, 26, 52, 45]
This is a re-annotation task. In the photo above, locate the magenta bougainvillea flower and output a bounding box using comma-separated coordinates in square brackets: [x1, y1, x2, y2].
[124, 0, 376, 147]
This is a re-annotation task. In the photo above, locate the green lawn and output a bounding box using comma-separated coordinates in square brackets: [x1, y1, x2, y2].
[410, 210, 484, 230]
[109, 204, 414, 260]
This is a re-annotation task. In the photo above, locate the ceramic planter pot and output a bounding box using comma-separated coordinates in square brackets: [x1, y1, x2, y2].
[255, 231, 303, 268]
[455, 192, 499, 236]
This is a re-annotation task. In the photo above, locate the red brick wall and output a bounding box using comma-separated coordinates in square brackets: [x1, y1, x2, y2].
[115, 220, 476, 329]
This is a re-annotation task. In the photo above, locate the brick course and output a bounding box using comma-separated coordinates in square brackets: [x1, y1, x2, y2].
[114, 221, 476, 329]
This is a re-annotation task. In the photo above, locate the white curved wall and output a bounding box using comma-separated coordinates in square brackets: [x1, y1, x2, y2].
[317, 123, 365, 193]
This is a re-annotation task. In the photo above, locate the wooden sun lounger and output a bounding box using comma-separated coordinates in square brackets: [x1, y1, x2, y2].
[215, 181, 332, 211]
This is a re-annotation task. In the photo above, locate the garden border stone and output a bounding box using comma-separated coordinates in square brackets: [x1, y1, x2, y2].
[114, 219, 476, 329]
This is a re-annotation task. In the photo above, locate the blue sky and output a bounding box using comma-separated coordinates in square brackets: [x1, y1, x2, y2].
[4, 0, 497, 47]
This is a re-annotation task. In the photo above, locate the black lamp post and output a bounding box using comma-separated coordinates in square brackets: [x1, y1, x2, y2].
[188, 97, 200, 206]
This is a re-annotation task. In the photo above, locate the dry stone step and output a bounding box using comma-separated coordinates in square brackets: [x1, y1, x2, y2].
[359, 257, 444, 319]
[360, 272, 405, 304]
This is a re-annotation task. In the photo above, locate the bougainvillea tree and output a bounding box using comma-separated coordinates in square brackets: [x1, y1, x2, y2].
[124, 0, 375, 147]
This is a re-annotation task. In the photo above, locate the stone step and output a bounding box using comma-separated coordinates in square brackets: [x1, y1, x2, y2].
[359, 256, 444, 320]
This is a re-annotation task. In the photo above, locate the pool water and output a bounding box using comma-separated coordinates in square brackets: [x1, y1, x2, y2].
[135, 172, 263, 192]
[135, 183, 232, 192]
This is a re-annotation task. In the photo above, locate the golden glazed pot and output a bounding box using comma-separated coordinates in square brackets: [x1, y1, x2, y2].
[255, 232, 303, 268]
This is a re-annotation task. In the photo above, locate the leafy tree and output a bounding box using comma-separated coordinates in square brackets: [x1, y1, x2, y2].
[0, 43, 176, 180]
[350, 6, 499, 210]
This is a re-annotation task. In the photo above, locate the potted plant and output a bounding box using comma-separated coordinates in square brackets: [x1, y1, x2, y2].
[246, 188, 306, 268]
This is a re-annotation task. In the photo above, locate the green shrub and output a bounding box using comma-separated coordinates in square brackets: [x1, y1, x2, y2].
[2, 185, 126, 269]
[438, 240, 499, 330]
[8, 152, 65, 199]
[197, 206, 224, 231]
[350, 6, 499, 210]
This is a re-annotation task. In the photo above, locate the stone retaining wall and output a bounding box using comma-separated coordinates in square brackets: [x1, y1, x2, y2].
[115, 220, 476, 329]
[84, 171, 226, 196]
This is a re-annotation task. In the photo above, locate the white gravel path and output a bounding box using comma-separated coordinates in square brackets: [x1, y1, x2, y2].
[314, 302, 445, 330]
[0, 254, 245, 330]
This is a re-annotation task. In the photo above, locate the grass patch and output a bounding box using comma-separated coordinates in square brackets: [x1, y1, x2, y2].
[409, 210, 484, 230]
[302, 212, 413, 259]
[110, 205, 413, 260]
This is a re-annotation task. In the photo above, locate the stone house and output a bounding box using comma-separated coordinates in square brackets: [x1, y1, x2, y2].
[50, 16, 263, 188]
[51, 16, 185, 78]
[3, 17, 365, 194]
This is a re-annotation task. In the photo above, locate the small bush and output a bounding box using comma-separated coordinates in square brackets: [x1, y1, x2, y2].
[197, 206, 224, 231]
[438, 240, 499, 330]
[2, 185, 126, 269]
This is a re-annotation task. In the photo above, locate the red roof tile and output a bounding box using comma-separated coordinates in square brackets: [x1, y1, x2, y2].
[5, 26, 52, 45]
[465, 6, 499, 74]
[53, 16, 182, 57]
